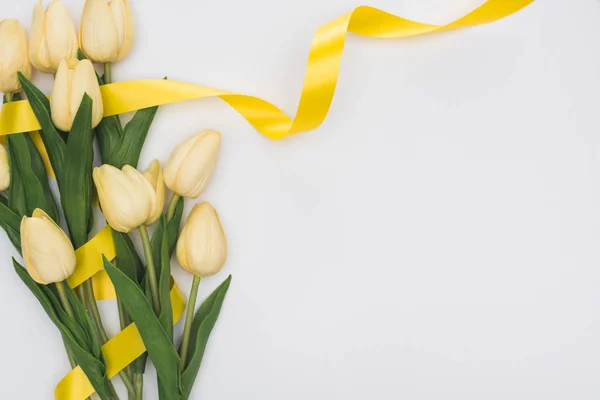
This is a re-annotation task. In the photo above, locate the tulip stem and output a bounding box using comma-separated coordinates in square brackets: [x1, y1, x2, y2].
[104, 63, 112, 84]
[134, 373, 143, 399]
[139, 224, 161, 315]
[166, 194, 181, 221]
[55, 281, 78, 369]
[179, 275, 201, 372]
[56, 281, 75, 318]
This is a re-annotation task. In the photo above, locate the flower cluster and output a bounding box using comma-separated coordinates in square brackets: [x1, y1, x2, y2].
[0, 1, 232, 399]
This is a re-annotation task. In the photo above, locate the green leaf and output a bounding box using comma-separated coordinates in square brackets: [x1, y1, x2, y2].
[6, 134, 59, 221]
[6, 138, 27, 217]
[0, 200, 21, 253]
[112, 229, 144, 283]
[24, 133, 60, 221]
[62, 282, 101, 357]
[181, 275, 232, 398]
[13, 260, 112, 399]
[151, 197, 183, 262]
[104, 257, 183, 398]
[96, 115, 123, 163]
[109, 106, 159, 169]
[18, 72, 67, 184]
[61, 94, 95, 248]
[157, 215, 174, 341]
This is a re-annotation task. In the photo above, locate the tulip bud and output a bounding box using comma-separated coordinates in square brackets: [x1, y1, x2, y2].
[142, 160, 165, 225]
[80, 0, 134, 63]
[0, 19, 32, 93]
[21, 208, 76, 284]
[176, 202, 227, 278]
[0, 144, 9, 191]
[163, 130, 221, 199]
[93, 164, 156, 233]
[29, 0, 78, 74]
[50, 58, 103, 131]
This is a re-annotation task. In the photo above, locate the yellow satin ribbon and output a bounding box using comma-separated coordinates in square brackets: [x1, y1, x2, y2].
[0, 1, 534, 398]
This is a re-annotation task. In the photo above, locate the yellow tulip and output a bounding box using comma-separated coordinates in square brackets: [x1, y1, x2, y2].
[80, 0, 134, 63]
[0, 19, 32, 93]
[163, 130, 221, 199]
[176, 202, 227, 278]
[21, 209, 76, 284]
[50, 58, 103, 131]
[29, 0, 78, 73]
[0, 144, 9, 191]
[143, 160, 165, 225]
[93, 164, 156, 233]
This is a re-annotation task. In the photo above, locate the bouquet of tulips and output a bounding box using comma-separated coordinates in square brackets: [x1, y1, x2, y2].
[0, 1, 231, 399]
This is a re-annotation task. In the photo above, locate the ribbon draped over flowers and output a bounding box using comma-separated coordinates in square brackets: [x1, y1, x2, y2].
[0, 1, 533, 399]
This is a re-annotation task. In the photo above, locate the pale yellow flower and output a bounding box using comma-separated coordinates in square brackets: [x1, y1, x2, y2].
[143, 160, 165, 225]
[163, 130, 221, 199]
[29, 0, 78, 73]
[0, 19, 32, 93]
[50, 58, 103, 131]
[93, 164, 156, 233]
[177, 202, 227, 278]
[21, 209, 76, 284]
[80, 0, 134, 62]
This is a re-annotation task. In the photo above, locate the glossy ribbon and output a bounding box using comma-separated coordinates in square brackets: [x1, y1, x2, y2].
[0, 1, 533, 398]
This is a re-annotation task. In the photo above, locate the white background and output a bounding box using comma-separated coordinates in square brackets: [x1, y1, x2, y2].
[0, 0, 599, 398]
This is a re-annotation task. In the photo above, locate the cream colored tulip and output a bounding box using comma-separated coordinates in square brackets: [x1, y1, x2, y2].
[163, 130, 221, 199]
[29, 0, 78, 74]
[0, 19, 32, 93]
[0, 144, 9, 191]
[50, 58, 103, 131]
[21, 209, 76, 284]
[80, 0, 134, 63]
[93, 164, 156, 233]
[143, 160, 165, 225]
[177, 202, 227, 278]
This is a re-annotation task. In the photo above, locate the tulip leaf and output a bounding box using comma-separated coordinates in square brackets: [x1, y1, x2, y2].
[158, 215, 174, 340]
[109, 105, 159, 169]
[181, 275, 232, 398]
[97, 115, 124, 163]
[6, 140, 26, 218]
[151, 197, 183, 264]
[104, 257, 183, 398]
[112, 229, 144, 283]
[0, 200, 21, 253]
[13, 260, 112, 399]
[61, 95, 95, 249]
[18, 72, 67, 184]
[6, 134, 59, 222]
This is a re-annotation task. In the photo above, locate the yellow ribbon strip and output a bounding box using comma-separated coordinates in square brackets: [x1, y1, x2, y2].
[56, 226, 187, 399]
[0, 1, 532, 141]
[0, 1, 534, 398]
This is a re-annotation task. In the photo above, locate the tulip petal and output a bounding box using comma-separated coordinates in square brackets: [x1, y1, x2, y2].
[0, 20, 32, 93]
[50, 59, 74, 131]
[29, 0, 53, 73]
[71, 59, 104, 128]
[45, 0, 79, 70]
[80, 0, 120, 62]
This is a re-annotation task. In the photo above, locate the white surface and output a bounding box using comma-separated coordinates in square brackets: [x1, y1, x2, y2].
[1, 0, 600, 398]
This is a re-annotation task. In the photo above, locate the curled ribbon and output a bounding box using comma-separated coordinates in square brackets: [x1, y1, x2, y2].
[0, 1, 534, 398]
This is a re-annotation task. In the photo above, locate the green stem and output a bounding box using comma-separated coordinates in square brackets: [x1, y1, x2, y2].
[82, 280, 135, 398]
[104, 63, 112, 84]
[134, 373, 143, 399]
[179, 275, 201, 371]
[4, 92, 13, 103]
[166, 194, 181, 221]
[139, 224, 160, 315]
[56, 281, 78, 368]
